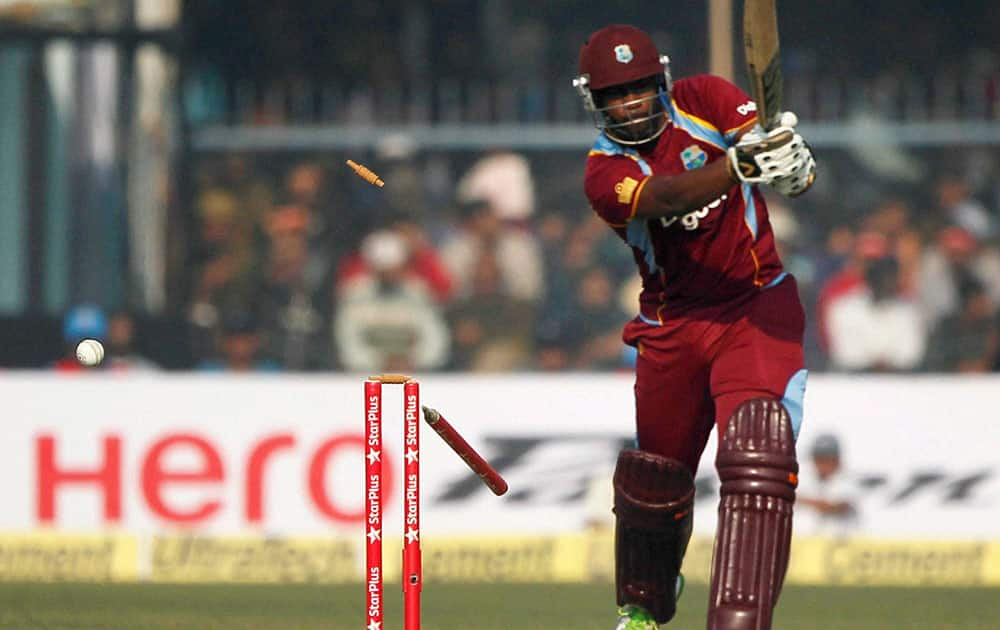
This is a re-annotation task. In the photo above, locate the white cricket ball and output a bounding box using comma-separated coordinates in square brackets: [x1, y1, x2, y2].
[75, 338, 105, 367]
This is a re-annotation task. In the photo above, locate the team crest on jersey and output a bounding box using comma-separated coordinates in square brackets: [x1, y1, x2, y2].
[614, 44, 633, 63]
[681, 145, 707, 170]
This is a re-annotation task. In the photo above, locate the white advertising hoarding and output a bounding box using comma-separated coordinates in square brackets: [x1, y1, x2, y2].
[2, 373, 999, 539]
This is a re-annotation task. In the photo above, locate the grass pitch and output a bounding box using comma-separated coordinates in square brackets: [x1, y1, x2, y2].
[0, 582, 996, 629]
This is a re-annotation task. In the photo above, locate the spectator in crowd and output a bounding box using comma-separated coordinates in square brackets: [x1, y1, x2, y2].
[187, 186, 263, 357]
[386, 213, 454, 304]
[105, 310, 161, 371]
[893, 224, 925, 298]
[52, 304, 108, 372]
[445, 154, 544, 305]
[259, 203, 331, 370]
[816, 231, 883, 351]
[377, 142, 435, 233]
[568, 267, 630, 370]
[338, 215, 453, 304]
[217, 154, 276, 224]
[821, 235, 926, 371]
[862, 199, 924, 296]
[334, 229, 450, 373]
[936, 174, 995, 240]
[796, 433, 860, 537]
[918, 225, 1000, 331]
[455, 151, 536, 227]
[812, 224, 856, 292]
[447, 236, 534, 371]
[535, 210, 635, 370]
[283, 161, 339, 253]
[533, 209, 579, 369]
[440, 197, 542, 360]
[199, 310, 280, 372]
[534, 324, 573, 371]
[864, 198, 913, 240]
[282, 159, 380, 276]
[924, 274, 999, 372]
[284, 162, 327, 218]
[561, 212, 634, 281]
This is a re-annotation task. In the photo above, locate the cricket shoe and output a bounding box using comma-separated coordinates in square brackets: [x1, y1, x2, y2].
[615, 605, 659, 630]
[614, 574, 685, 629]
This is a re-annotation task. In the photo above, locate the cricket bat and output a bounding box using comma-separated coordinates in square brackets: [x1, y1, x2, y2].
[743, 0, 783, 131]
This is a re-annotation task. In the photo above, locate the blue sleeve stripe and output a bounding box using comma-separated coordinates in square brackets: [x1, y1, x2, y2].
[666, 100, 726, 151]
[761, 271, 789, 290]
[741, 183, 758, 240]
[724, 118, 758, 144]
[591, 134, 653, 175]
[590, 133, 653, 175]
[638, 312, 663, 327]
[782, 368, 809, 441]
[625, 219, 660, 275]
[634, 156, 652, 175]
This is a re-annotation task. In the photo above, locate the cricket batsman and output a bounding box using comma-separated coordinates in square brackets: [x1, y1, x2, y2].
[572, 24, 816, 629]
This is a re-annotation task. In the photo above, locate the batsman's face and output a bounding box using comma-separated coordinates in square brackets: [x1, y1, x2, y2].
[598, 78, 659, 125]
[594, 76, 666, 144]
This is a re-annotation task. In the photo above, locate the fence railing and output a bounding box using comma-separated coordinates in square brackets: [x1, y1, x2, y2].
[191, 120, 1000, 152]
[183, 71, 1000, 131]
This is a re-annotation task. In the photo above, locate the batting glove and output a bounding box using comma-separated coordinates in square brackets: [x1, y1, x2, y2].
[770, 139, 816, 197]
[727, 111, 809, 186]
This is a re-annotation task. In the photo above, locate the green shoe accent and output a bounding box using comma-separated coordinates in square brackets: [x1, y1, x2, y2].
[615, 604, 659, 630]
[614, 574, 685, 628]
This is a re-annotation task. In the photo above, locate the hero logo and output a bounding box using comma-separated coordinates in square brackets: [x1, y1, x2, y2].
[660, 194, 727, 231]
[737, 100, 758, 116]
[33, 432, 393, 526]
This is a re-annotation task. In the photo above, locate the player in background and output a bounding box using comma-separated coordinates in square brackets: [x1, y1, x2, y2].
[573, 24, 816, 630]
[796, 433, 860, 537]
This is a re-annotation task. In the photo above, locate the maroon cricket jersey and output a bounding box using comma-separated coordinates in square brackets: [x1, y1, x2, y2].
[583, 74, 786, 326]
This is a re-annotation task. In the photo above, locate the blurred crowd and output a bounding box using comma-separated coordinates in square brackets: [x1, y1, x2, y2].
[9, 2, 1000, 375]
[171, 148, 639, 373]
[62, 142, 992, 374]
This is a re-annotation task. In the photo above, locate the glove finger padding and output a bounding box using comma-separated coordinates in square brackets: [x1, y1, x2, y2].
[771, 139, 817, 197]
[728, 128, 809, 185]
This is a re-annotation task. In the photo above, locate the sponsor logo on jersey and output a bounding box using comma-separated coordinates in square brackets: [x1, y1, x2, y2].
[614, 176, 639, 204]
[614, 44, 633, 64]
[660, 194, 727, 231]
[680, 145, 708, 171]
[737, 100, 758, 116]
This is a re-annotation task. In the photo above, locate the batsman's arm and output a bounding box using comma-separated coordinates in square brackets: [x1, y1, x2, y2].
[629, 115, 763, 221]
[631, 117, 810, 219]
[632, 159, 738, 220]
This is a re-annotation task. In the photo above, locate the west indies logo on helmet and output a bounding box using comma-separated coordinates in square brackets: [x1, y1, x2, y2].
[573, 24, 673, 146]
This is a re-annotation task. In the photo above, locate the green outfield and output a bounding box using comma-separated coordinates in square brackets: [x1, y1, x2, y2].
[0, 582, 996, 629]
